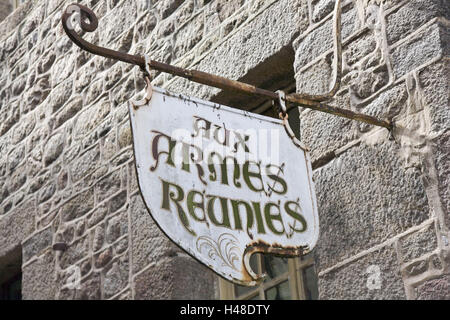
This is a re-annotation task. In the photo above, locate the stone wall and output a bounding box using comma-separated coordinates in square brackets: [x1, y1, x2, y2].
[299, 0, 449, 300]
[0, 0, 448, 300]
[0, 0, 12, 23]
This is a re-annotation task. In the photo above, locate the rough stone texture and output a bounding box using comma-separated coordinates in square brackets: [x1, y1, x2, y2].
[294, 2, 359, 72]
[22, 250, 57, 300]
[300, 90, 355, 164]
[59, 189, 95, 222]
[415, 274, 450, 300]
[431, 132, 450, 228]
[103, 254, 129, 299]
[166, 0, 308, 100]
[360, 83, 408, 121]
[314, 140, 429, 270]
[400, 223, 438, 263]
[311, 0, 334, 23]
[418, 61, 450, 135]
[22, 226, 53, 263]
[296, 55, 333, 96]
[344, 30, 377, 66]
[0, 0, 448, 301]
[58, 236, 89, 270]
[130, 194, 179, 274]
[0, 199, 35, 257]
[76, 272, 102, 300]
[133, 255, 216, 300]
[390, 22, 444, 80]
[386, 0, 450, 45]
[319, 244, 406, 300]
[403, 259, 429, 278]
[0, 0, 12, 23]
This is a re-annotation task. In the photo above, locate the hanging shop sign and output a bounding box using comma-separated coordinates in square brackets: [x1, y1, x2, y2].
[129, 87, 318, 285]
[61, 0, 393, 286]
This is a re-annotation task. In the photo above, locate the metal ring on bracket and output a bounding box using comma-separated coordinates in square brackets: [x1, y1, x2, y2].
[276, 90, 309, 151]
[276, 90, 287, 119]
[131, 54, 153, 109]
[142, 54, 152, 78]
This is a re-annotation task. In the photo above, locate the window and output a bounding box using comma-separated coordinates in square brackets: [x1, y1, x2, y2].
[219, 252, 318, 300]
[216, 87, 316, 300]
[211, 46, 316, 300]
[217, 93, 317, 300]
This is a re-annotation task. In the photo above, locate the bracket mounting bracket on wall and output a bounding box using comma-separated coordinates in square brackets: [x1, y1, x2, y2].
[61, 1, 392, 130]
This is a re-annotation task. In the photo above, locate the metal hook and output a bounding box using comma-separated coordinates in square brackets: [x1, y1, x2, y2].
[276, 90, 288, 118]
[62, 3, 145, 67]
[131, 55, 153, 109]
[275, 90, 309, 151]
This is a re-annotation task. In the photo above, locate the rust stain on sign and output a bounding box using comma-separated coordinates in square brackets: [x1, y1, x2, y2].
[129, 88, 319, 286]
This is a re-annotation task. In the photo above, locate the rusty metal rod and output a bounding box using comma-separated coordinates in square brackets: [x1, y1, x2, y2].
[285, 96, 392, 129]
[61, 3, 392, 131]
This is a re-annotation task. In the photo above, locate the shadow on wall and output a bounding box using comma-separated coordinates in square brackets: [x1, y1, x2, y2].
[0, 245, 22, 300]
[210, 45, 296, 118]
[209, 44, 301, 141]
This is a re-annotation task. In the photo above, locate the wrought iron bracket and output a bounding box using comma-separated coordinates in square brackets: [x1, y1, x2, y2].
[61, 1, 392, 131]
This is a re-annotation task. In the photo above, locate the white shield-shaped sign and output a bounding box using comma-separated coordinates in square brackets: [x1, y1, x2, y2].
[129, 87, 319, 286]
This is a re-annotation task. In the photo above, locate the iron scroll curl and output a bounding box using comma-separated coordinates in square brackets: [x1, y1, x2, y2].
[61, 3, 145, 67]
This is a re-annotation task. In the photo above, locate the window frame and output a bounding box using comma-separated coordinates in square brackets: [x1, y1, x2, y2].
[216, 77, 312, 300]
[219, 253, 316, 300]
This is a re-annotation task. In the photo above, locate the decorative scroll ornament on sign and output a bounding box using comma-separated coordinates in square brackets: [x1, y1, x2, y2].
[61, 1, 392, 285]
[127, 85, 319, 285]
